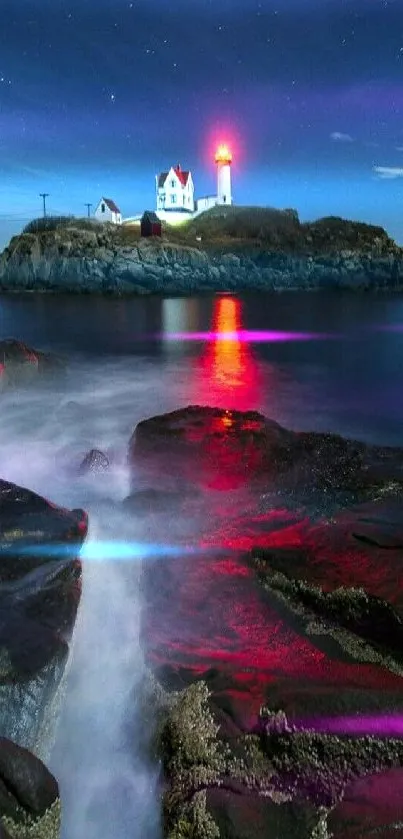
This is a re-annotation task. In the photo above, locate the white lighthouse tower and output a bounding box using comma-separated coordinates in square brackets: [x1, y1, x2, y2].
[215, 144, 233, 206]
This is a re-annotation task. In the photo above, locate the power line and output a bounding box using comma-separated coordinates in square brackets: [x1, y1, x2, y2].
[39, 193, 49, 217]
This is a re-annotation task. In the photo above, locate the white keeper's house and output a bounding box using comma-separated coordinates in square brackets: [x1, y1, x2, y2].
[156, 165, 195, 218]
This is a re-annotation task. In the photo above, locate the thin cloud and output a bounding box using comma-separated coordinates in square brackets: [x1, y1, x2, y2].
[330, 131, 354, 142]
[373, 165, 403, 179]
[395, 146, 403, 152]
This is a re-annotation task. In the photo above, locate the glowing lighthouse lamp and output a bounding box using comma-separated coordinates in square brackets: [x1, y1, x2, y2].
[215, 144, 233, 206]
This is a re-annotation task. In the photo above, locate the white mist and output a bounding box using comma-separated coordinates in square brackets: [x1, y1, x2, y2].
[0, 356, 178, 839]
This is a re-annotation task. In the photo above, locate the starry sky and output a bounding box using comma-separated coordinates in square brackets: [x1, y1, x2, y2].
[1, 0, 403, 249]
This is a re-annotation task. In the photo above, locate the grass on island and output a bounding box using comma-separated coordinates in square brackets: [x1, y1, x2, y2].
[20, 206, 396, 256]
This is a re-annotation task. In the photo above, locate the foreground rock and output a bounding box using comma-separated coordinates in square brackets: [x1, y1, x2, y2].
[78, 447, 109, 475]
[328, 767, 403, 838]
[0, 340, 65, 389]
[250, 554, 403, 674]
[129, 405, 403, 499]
[1, 211, 403, 293]
[0, 737, 60, 839]
[155, 679, 403, 839]
[0, 479, 87, 755]
[130, 404, 403, 837]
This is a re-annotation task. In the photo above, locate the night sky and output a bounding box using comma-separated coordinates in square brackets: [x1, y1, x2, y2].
[1, 0, 403, 249]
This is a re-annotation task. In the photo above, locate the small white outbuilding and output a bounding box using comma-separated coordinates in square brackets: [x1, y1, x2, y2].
[94, 197, 122, 225]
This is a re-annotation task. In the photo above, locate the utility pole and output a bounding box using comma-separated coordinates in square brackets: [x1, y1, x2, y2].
[85, 203, 92, 218]
[39, 193, 49, 217]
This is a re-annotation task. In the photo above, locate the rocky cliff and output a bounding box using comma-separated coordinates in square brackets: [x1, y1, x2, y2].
[1, 210, 403, 294]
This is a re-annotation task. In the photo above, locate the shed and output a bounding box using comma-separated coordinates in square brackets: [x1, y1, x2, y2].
[141, 211, 162, 238]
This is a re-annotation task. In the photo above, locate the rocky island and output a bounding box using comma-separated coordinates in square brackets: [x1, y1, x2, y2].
[0, 206, 402, 294]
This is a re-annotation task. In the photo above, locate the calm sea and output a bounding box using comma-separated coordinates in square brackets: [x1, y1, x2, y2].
[1, 290, 403, 444]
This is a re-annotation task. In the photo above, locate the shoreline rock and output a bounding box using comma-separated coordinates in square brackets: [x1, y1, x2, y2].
[0, 340, 66, 390]
[130, 403, 403, 837]
[129, 405, 403, 498]
[0, 737, 60, 839]
[153, 675, 403, 839]
[0, 479, 87, 754]
[1, 215, 403, 294]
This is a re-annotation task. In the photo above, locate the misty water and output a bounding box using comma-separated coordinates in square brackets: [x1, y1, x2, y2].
[2, 290, 403, 837]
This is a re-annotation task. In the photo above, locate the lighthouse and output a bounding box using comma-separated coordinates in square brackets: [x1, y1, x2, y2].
[215, 144, 232, 206]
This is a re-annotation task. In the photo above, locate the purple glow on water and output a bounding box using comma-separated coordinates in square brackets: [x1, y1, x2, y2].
[376, 324, 403, 333]
[163, 329, 335, 343]
[298, 715, 403, 738]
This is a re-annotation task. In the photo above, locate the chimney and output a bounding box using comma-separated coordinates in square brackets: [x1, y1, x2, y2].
[177, 163, 181, 171]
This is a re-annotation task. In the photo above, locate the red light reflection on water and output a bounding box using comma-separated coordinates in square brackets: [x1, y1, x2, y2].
[195, 296, 261, 412]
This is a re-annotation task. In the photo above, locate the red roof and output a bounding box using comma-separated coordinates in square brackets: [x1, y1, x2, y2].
[157, 166, 190, 189]
[102, 197, 121, 214]
[174, 166, 190, 186]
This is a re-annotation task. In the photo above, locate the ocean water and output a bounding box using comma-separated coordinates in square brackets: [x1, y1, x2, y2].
[1, 290, 403, 837]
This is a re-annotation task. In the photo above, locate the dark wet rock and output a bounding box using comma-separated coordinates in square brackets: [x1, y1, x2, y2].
[256, 708, 403, 807]
[250, 553, 403, 671]
[0, 479, 88, 752]
[0, 738, 60, 838]
[78, 448, 109, 475]
[0, 340, 65, 389]
[206, 789, 328, 839]
[129, 405, 403, 495]
[155, 678, 403, 839]
[328, 767, 403, 838]
[0, 479, 87, 581]
[0, 738, 58, 817]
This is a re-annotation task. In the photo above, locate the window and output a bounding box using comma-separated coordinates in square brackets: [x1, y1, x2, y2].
[171, 194, 177, 204]
[171, 179, 176, 188]
[101, 203, 105, 212]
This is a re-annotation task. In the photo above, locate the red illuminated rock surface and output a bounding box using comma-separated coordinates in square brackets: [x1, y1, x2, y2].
[130, 405, 403, 837]
[143, 510, 403, 723]
[130, 404, 403, 493]
[0, 339, 65, 388]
